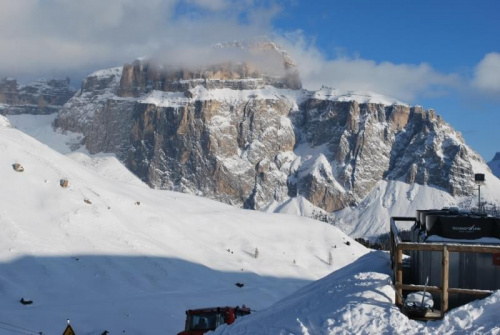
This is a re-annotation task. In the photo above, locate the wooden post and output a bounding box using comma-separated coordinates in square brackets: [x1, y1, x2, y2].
[390, 228, 394, 269]
[441, 245, 449, 317]
[396, 247, 403, 306]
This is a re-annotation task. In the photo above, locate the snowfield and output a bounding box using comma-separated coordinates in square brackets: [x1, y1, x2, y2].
[212, 251, 500, 335]
[1, 119, 366, 334]
[2, 114, 499, 334]
[333, 167, 500, 239]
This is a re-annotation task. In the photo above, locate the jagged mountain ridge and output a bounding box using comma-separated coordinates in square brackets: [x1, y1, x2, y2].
[55, 45, 488, 222]
[0, 77, 75, 115]
[488, 152, 500, 178]
[119, 39, 301, 98]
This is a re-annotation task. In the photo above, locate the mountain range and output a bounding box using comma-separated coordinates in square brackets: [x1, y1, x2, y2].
[53, 41, 500, 238]
[488, 152, 500, 178]
[1, 39, 500, 334]
[0, 77, 75, 115]
[0, 114, 366, 333]
[1, 113, 499, 334]
[1, 41, 499, 239]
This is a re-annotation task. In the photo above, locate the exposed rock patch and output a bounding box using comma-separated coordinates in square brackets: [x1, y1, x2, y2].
[0, 77, 76, 115]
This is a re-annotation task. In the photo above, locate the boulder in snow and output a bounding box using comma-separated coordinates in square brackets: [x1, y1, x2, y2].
[60, 179, 69, 188]
[12, 163, 24, 172]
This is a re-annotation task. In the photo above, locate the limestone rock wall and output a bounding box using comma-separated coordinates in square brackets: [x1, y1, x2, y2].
[0, 77, 75, 115]
[55, 59, 482, 215]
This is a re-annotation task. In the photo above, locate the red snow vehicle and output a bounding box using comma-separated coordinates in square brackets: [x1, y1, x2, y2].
[177, 305, 251, 335]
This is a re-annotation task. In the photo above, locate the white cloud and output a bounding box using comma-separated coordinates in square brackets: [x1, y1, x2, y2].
[184, 0, 230, 11]
[0, 0, 274, 80]
[277, 33, 459, 102]
[0, 0, 468, 104]
[472, 52, 500, 94]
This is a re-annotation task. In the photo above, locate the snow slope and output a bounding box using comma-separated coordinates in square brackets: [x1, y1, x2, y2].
[212, 251, 500, 335]
[0, 114, 10, 127]
[3, 110, 500, 335]
[333, 174, 500, 239]
[0, 122, 367, 334]
[333, 181, 457, 238]
[7, 113, 84, 154]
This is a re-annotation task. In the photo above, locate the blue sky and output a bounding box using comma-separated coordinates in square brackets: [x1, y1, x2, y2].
[1, 0, 499, 160]
[275, 1, 499, 71]
[271, 0, 500, 160]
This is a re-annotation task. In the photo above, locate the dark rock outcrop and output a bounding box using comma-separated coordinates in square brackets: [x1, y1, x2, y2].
[0, 77, 76, 115]
[488, 152, 500, 178]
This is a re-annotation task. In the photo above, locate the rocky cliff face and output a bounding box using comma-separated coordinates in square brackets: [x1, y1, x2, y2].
[55, 44, 486, 216]
[0, 77, 76, 115]
[118, 40, 301, 98]
[488, 153, 500, 178]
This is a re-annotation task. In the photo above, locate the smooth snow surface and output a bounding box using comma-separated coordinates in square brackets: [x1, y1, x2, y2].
[212, 251, 500, 335]
[333, 177, 500, 239]
[66, 152, 148, 187]
[0, 125, 367, 334]
[0, 114, 10, 127]
[263, 195, 328, 219]
[6, 113, 148, 187]
[333, 181, 456, 238]
[7, 113, 83, 154]
[3, 113, 500, 335]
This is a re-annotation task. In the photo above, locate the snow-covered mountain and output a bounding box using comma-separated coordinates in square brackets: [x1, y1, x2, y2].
[52, 41, 498, 238]
[3, 110, 500, 335]
[333, 171, 500, 237]
[0, 115, 367, 334]
[0, 77, 75, 115]
[489, 152, 500, 178]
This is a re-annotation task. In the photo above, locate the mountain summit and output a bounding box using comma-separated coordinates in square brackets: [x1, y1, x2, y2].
[51, 41, 498, 237]
[488, 152, 500, 178]
[118, 38, 301, 98]
[0, 77, 75, 115]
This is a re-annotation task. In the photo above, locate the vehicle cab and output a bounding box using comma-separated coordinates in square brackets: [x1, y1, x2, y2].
[177, 305, 251, 335]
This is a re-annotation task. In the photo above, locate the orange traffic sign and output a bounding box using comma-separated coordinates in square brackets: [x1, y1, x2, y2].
[63, 324, 76, 335]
